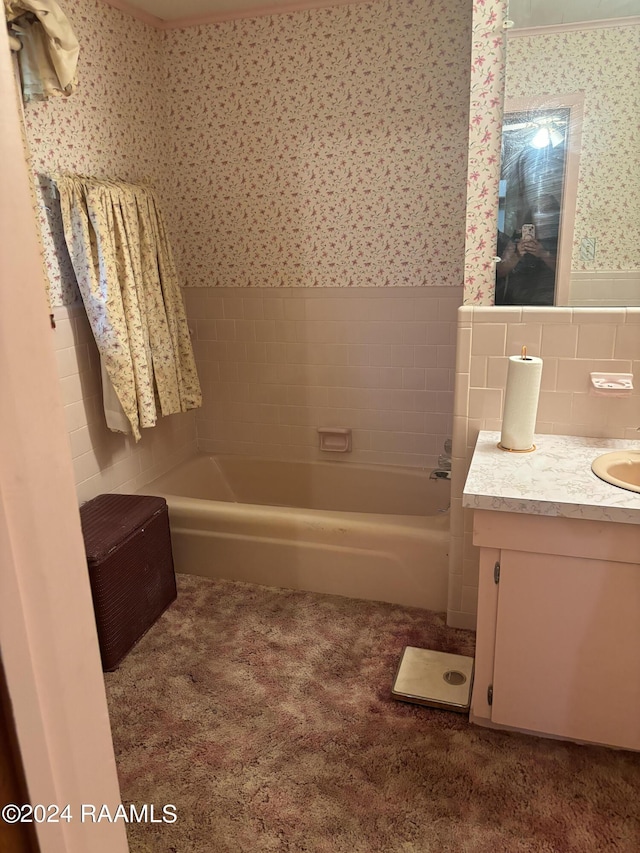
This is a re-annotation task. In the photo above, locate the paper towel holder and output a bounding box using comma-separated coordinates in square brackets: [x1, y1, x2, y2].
[497, 442, 536, 453]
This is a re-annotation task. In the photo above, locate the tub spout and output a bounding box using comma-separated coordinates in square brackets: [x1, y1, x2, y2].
[430, 469, 451, 480]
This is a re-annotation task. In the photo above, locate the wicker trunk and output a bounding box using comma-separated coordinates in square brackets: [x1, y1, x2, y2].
[79, 494, 177, 671]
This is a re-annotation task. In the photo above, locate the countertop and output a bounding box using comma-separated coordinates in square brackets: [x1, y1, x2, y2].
[463, 431, 640, 525]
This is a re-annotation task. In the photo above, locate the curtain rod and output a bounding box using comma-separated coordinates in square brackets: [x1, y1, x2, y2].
[45, 172, 154, 183]
[43, 173, 156, 197]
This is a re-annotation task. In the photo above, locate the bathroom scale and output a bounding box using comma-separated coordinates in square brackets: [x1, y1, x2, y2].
[391, 647, 474, 713]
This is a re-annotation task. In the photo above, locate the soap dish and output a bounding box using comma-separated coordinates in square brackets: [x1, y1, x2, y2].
[590, 373, 634, 397]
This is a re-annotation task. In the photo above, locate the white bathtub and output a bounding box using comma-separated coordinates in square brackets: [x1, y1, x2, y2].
[140, 454, 450, 611]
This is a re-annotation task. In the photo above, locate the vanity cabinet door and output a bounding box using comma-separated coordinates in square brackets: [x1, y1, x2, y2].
[491, 550, 640, 750]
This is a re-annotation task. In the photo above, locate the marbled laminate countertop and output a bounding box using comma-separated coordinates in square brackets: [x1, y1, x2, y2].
[463, 431, 640, 525]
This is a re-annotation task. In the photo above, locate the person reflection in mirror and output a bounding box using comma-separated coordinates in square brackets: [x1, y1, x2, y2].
[495, 195, 559, 306]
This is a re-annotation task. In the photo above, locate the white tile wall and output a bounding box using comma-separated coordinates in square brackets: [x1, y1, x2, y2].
[52, 302, 197, 503]
[184, 286, 462, 469]
[449, 305, 640, 630]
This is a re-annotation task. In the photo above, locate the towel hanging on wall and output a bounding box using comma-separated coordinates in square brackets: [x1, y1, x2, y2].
[56, 175, 202, 441]
[4, 0, 79, 101]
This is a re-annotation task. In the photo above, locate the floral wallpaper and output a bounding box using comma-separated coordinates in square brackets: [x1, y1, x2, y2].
[163, 0, 472, 288]
[506, 24, 640, 273]
[23, 0, 166, 307]
[462, 0, 508, 306]
[25, 0, 474, 302]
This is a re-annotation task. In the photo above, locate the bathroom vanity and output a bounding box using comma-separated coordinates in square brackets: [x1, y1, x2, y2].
[464, 432, 640, 751]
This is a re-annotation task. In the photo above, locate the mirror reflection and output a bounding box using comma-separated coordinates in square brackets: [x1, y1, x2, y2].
[497, 0, 640, 306]
[496, 108, 569, 305]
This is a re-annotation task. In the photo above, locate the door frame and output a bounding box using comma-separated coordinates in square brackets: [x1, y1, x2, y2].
[0, 24, 129, 853]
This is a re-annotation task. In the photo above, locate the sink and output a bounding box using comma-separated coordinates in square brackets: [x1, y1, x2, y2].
[591, 451, 640, 493]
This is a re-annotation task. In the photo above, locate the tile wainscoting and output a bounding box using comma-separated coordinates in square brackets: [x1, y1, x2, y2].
[184, 286, 462, 470]
[569, 272, 640, 308]
[52, 302, 197, 503]
[449, 305, 640, 630]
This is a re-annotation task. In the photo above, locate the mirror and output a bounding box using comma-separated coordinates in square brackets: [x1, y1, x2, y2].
[496, 99, 577, 306]
[496, 0, 640, 306]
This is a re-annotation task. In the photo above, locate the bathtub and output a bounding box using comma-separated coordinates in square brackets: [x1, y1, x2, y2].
[140, 455, 450, 611]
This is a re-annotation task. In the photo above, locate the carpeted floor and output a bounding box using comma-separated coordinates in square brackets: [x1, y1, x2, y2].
[104, 574, 640, 852]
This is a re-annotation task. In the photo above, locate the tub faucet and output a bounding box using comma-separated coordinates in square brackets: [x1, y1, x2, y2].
[437, 454, 451, 471]
[436, 437, 452, 472]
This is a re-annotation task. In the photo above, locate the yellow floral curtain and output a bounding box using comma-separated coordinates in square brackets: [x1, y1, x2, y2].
[56, 175, 202, 441]
[4, 0, 79, 101]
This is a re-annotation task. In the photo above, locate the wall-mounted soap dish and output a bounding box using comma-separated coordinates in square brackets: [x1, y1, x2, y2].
[318, 427, 352, 453]
[590, 373, 634, 397]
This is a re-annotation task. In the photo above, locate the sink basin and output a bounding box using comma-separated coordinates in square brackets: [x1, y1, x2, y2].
[591, 451, 640, 493]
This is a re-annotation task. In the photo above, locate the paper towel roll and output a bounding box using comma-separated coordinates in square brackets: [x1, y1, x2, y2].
[500, 353, 543, 451]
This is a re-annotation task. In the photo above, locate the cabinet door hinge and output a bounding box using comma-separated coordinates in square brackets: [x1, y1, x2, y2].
[487, 685, 493, 706]
[494, 561, 500, 584]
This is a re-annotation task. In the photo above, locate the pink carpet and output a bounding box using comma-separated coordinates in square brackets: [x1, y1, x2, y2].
[104, 574, 640, 852]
